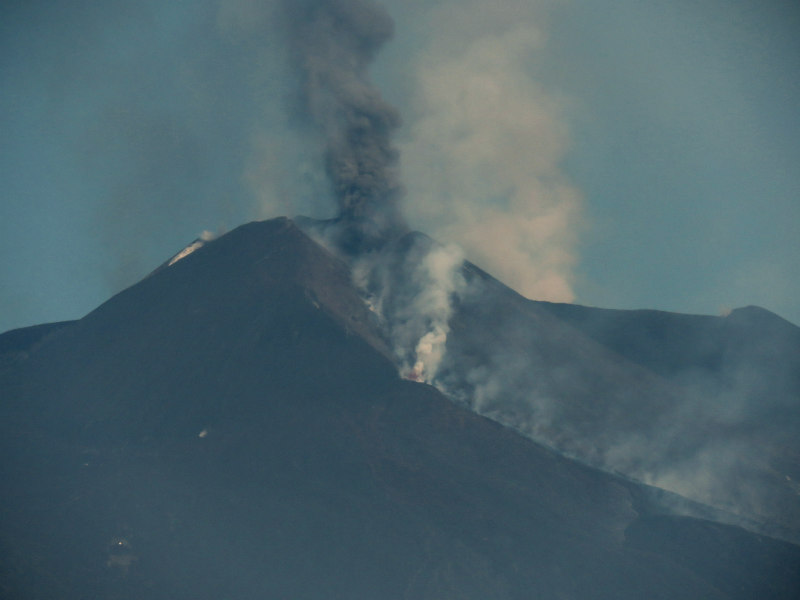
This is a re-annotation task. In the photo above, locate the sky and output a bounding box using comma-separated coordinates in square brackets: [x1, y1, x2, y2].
[1, 0, 799, 334]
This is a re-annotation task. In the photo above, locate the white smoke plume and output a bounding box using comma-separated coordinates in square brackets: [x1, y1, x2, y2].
[403, 244, 466, 381]
[398, 0, 582, 302]
[353, 238, 465, 383]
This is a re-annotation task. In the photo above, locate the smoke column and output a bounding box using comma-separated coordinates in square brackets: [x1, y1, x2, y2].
[398, 0, 581, 303]
[280, 0, 406, 249]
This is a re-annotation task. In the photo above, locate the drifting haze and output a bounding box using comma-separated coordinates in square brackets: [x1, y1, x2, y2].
[398, 0, 581, 302]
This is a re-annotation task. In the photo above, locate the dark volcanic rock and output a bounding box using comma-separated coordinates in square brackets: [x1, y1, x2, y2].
[1, 218, 798, 599]
[0, 321, 76, 367]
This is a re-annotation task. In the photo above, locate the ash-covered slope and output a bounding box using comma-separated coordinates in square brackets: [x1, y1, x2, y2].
[1, 218, 799, 599]
[383, 237, 799, 541]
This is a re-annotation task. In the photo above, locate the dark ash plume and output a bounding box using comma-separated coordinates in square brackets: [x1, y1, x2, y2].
[280, 0, 406, 250]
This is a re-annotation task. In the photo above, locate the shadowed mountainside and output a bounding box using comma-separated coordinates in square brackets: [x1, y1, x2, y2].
[1, 218, 798, 599]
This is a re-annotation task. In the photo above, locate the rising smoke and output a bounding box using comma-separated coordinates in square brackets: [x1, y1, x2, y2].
[276, 0, 470, 385]
[278, 0, 407, 250]
[273, 1, 467, 389]
[397, 0, 582, 303]
[352, 235, 466, 383]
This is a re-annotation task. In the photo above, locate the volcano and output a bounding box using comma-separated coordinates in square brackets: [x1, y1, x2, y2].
[1, 218, 798, 599]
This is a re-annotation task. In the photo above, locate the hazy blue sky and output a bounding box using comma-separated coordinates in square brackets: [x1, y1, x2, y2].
[1, 0, 798, 333]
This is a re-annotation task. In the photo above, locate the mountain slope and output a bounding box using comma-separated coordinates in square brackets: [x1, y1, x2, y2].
[1, 218, 799, 599]
[534, 300, 800, 536]
[402, 245, 800, 540]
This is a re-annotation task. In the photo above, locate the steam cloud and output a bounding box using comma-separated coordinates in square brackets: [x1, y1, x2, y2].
[353, 237, 465, 384]
[279, 0, 406, 248]
[399, 0, 582, 302]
